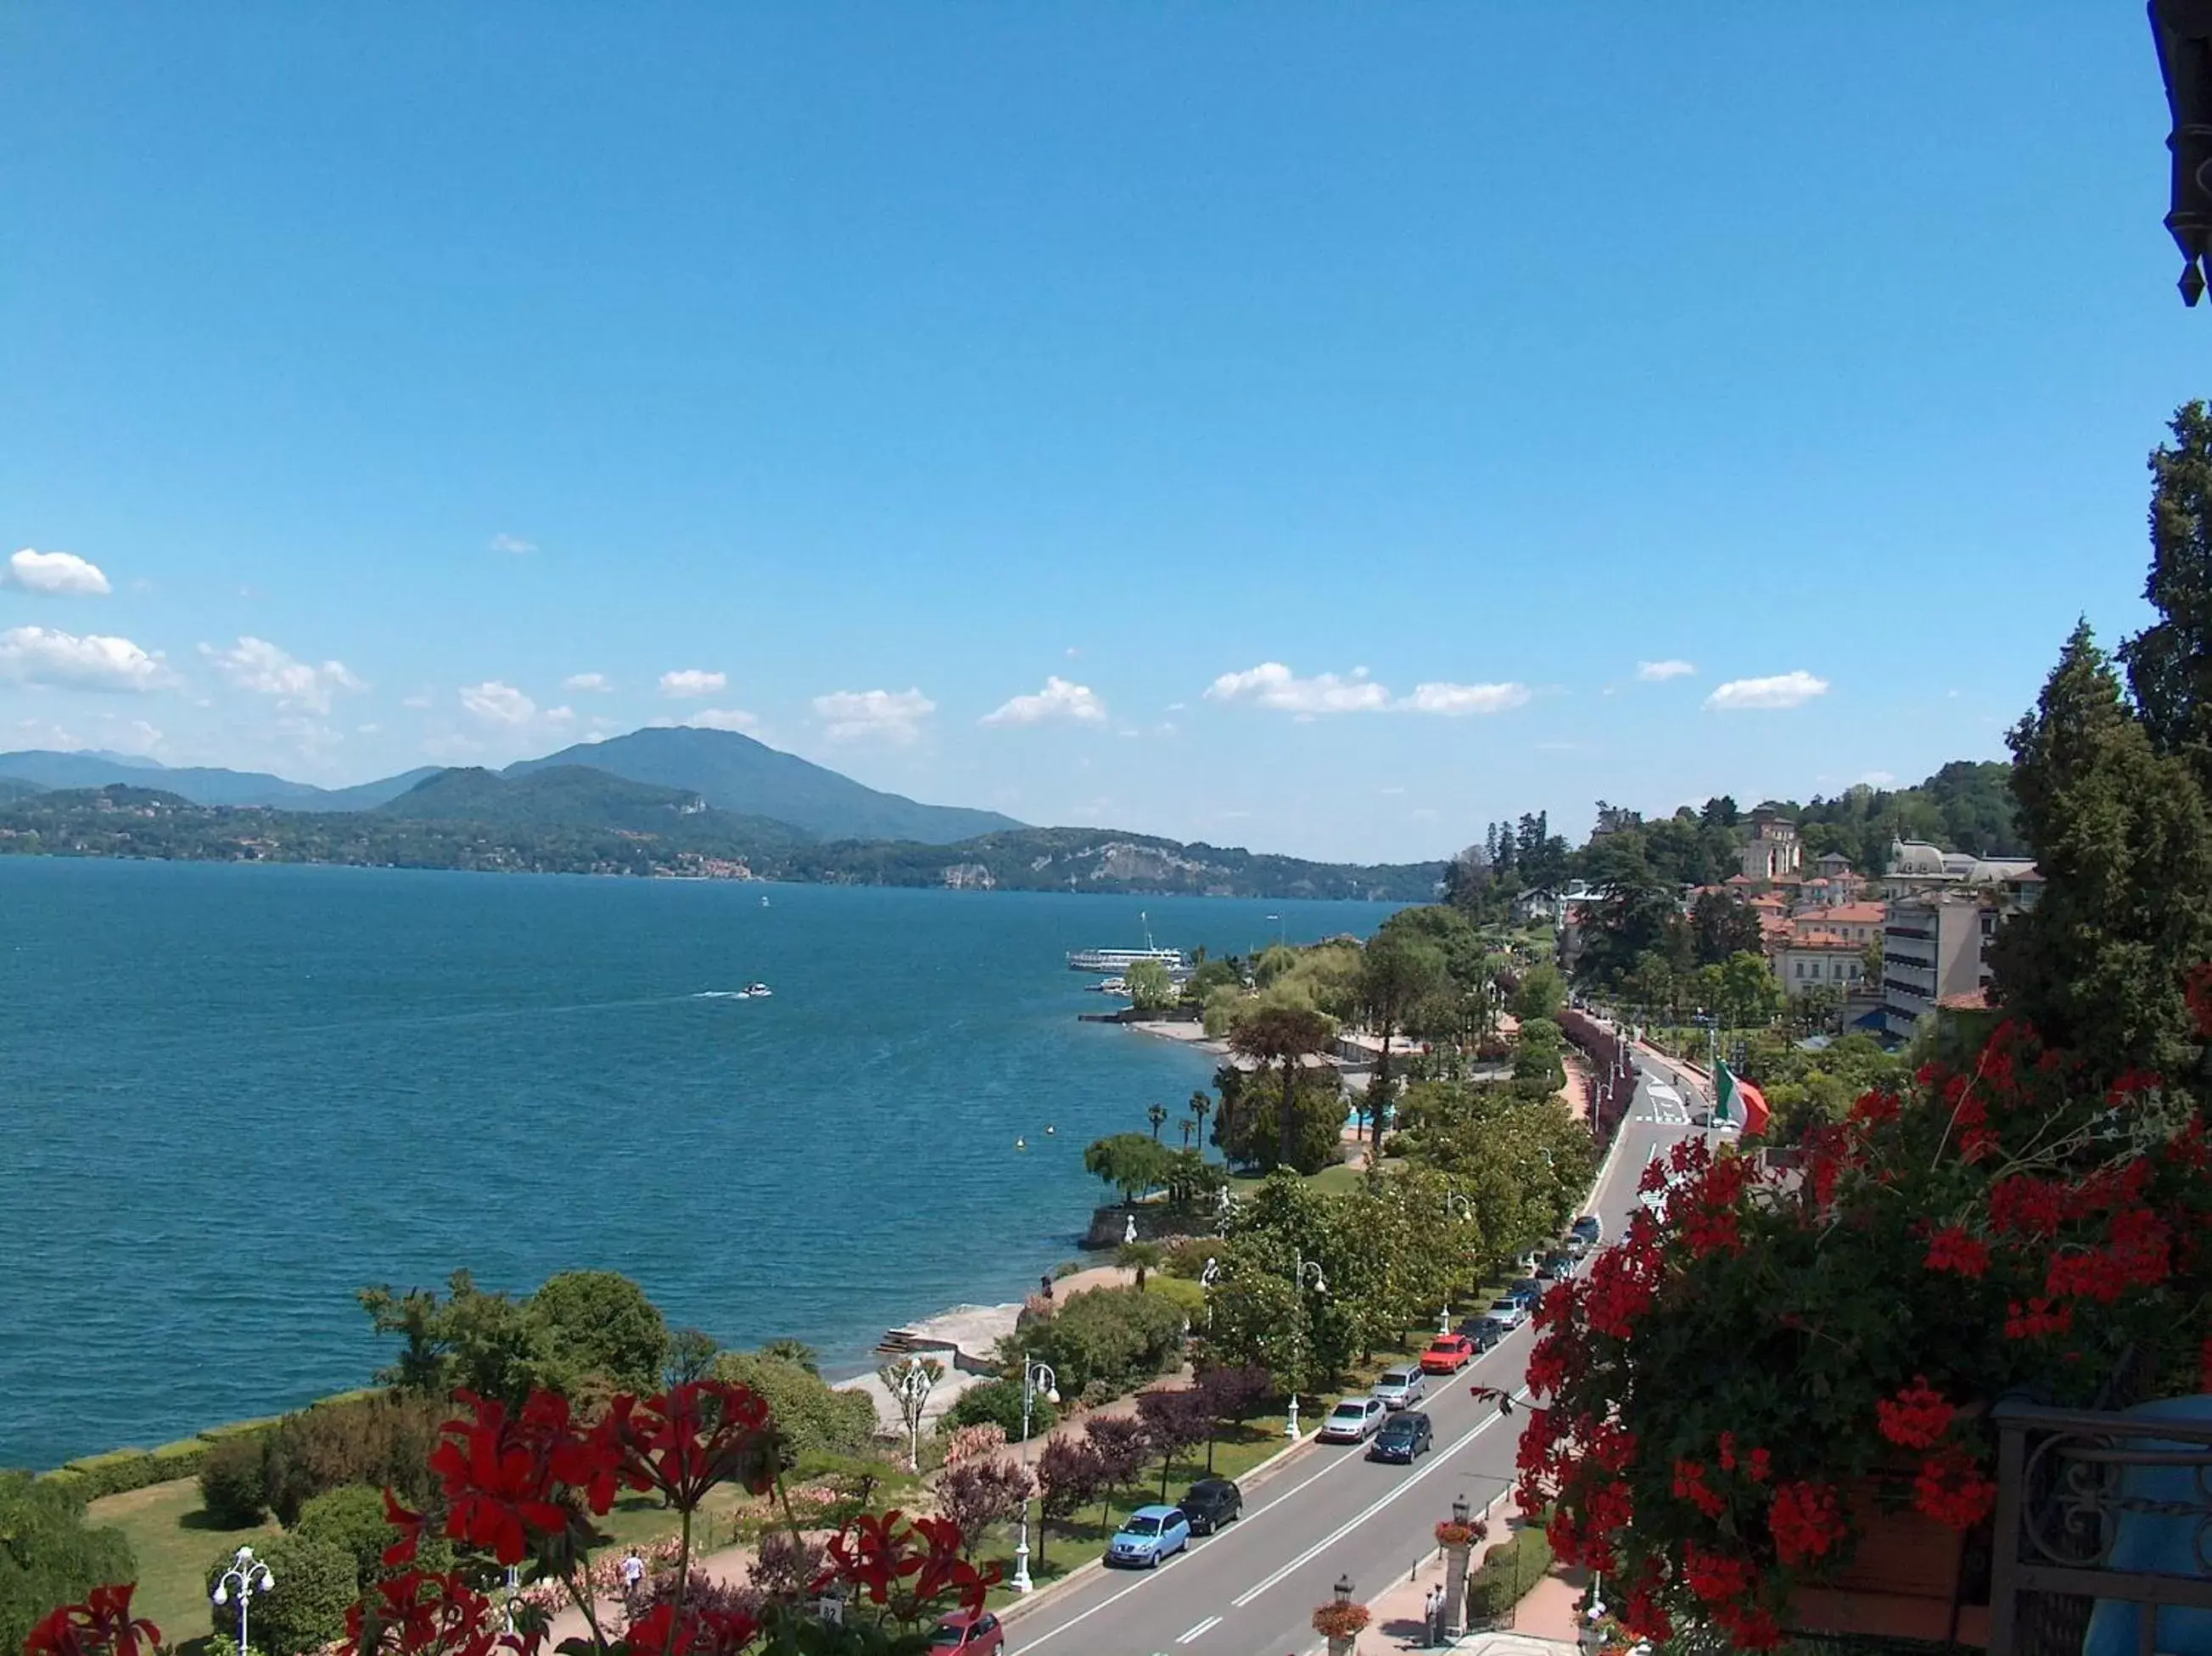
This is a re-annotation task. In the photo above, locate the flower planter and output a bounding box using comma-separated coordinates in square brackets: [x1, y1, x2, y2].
[1790, 1479, 1990, 1648]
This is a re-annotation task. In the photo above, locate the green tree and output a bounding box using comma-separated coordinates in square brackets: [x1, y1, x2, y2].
[712, 1351, 876, 1463]
[357, 1269, 546, 1406]
[1124, 958, 1176, 1013]
[1083, 1132, 1174, 1203]
[1227, 1003, 1338, 1170]
[1690, 892, 1765, 966]
[2119, 401, 2212, 775]
[757, 1337, 820, 1375]
[0, 1473, 135, 1656]
[1184, 958, 1243, 1001]
[1715, 950, 1788, 1031]
[530, 1269, 670, 1395]
[666, 1326, 721, 1386]
[1510, 962, 1568, 1025]
[1991, 622, 2212, 1081]
[293, 1483, 449, 1589]
[1211, 1064, 1341, 1174]
[1357, 931, 1449, 1122]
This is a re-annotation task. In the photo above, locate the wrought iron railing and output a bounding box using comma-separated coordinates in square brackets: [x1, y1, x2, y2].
[1987, 1396, 2212, 1656]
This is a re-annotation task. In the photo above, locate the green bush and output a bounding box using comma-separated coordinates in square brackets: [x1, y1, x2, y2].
[262, 1394, 445, 1525]
[206, 1533, 357, 1654]
[944, 1378, 1056, 1441]
[1144, 1276, 1206, 1318]
[199, 1438, 268, 1528]
[291, 1483, 450, 1587]
[1467, 1523, 1555, 1622]
[712, 1351, 876, 1464]
[530, 1270, 670, 1395]
[1016, 1286, 1189, 1398]
[0, 1471, 137, 1655]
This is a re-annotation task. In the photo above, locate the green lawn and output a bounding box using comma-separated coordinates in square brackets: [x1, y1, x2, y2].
[1226, 1161, 1369, 1197]
[87, 1479, 280, 1653]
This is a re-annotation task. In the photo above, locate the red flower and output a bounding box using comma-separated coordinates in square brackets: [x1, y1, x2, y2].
[1875, 1378, 1956, 1451]
[2005, 1296, 2073, 1340]
[25, 1585, 161, 1656]
[816, 1508, 997, 1620]
[381, 1487, 426, 1567]
[618, 1603, 759, 1656]
[1959, 1127, 2002, 1164]
[1717, 1430, 1737, 1472]
[1849, 1088, 1900, 1128]
[1748, 1446, 1772, 1485]
[1672, 1457, 1727, 1519]
[428, 1390, 613, 1565]
[1711, 1599, 1784, 1649]
[1924, 1226, 1991, 1278]
[1768, 1480, 1848, 1566]
[348, 1569, 537, 1656]
[1682, 1541, 1756, 1604]
[602, 1380, 776, 1511]
[1990, 1175, 2066, 1239]
[1913, 1446, 1997, 1530]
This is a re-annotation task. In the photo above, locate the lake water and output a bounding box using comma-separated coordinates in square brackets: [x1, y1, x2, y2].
[0, 859, 1399, 1469]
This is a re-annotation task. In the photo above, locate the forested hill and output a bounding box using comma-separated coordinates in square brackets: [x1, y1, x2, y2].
[0, 784, 1441, 900]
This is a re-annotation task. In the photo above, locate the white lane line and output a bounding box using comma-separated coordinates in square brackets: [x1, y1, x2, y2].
[1174, 1614, 1222, 1643]
[1020, 1550, 1194, 1648]
[1229, 1396, 1520, 1609]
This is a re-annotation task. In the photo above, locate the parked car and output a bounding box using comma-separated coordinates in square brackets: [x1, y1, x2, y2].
[1482, 1301, 1530, 1334]
[1570, 1215, 1603, 1247]
[1504, 1278, 1544, 1309]
[929, 1611, 1006, 1653]
[1420, 1334, 1476, 1374]
[1459, 1317, 1506, 1352]
[1179, 1478, 1242, 1535]
[1537, 1250, 1575, 1282]
[1318, 1396, 1388, 1443]
[1372, 1367, 1427, 1410]
[1368, 1409, 1435, 1463]
[1106, 1504, 1192, 1568]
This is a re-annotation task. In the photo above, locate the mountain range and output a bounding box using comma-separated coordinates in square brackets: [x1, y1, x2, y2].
[0, 727, 1442, 898]
[0, 726, 1018, 845]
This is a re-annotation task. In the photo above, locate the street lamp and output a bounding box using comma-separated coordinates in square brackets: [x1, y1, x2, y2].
[1334, 1573, 1354, 1606]
[211, 1545, 274, 1654]
[1442, 1191, 1476, 1334]
[1009, 1357, 1061, 1594]
[893, 1358, 937, 1471]
[2153, 0, 2212, 304]
[1285, 1252, 1326, 1440]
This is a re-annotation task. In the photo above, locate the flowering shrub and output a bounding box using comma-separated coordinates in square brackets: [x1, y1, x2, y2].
[1516, 1003, 2212, 1650]
[1309, 1599, 1372, 1641]
[1433, 1518, 1486, 1549]
[37, 1379, 996, 1656]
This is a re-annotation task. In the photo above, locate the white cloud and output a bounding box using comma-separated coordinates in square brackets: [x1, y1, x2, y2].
[1400, 680, 1531, 717]
[5, 548, 111, 596]
[658, 708, 759, 733]
[1207, 662, 1529, 719]
[402, 693, 434, 709]
[660, 669, 727, 699]
[1705, 670, 1831, 711]
[1858, 769, 1897, 788]
[981, 675, 1108, 727]
[459, 681, 538, 725]
[0, 626, 165, 691]
[488, 534, 537, 556]
[1636, 659, 1697, 682]
[199, 636, 365, 713]
[563, 672, 613, 693]
[1206, 662, 1390, 714]
[812, 687, 935, 743]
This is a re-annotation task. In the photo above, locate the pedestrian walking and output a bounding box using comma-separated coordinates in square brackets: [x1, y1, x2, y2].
[1425, 1583, 1444, 1647]
[619, 1551, 646, 1595]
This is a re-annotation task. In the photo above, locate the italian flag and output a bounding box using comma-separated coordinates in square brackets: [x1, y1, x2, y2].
[1712, 1060, 1770, 1135]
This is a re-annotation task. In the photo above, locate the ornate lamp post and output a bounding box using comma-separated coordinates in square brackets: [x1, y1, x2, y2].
[1442, 1190, 1476, 1334]
[1311, 1571, 1369, 1656]
[891, 1357, 938, 1471]
[2153, 0, 2212, 304]
[1285, 1251, 1327, 1438]
[1438, 1491, 1484, 1640]
[211, 1545, 274, 1655]
[1008, 1356, 1061, 1593]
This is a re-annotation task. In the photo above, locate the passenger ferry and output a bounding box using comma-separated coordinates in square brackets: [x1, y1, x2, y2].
[1067, 914, 1186, 974]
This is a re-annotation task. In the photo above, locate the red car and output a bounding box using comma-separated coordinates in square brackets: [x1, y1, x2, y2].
[1420, 1333, 1476, 1373]
[929, 1611, 1006, 1654]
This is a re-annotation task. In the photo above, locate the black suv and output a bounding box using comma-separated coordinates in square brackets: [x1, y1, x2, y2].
[1459, 1318, 1506, 1352]
[1368, 1410, 1434, 1463]
[1179, 1478, 1242, 1535]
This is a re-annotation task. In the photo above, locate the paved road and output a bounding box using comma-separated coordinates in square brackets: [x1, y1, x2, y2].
[1004, 1052, 1700, 1656]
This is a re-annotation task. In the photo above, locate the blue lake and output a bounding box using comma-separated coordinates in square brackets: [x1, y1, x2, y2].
[0, 859, 1399, 1469]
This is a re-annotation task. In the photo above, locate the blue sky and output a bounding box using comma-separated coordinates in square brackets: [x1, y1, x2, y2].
[0, 6, 2194, 862]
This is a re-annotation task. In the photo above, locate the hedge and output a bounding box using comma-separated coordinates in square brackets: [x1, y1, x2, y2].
[1467, 1524, 1555, 1623]
[44, 1420, 281, 1501]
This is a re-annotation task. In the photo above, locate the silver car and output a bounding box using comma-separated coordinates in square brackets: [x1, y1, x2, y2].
[1318, 1396, 1387, 1443]
[1371, 1367, 1426, 1411]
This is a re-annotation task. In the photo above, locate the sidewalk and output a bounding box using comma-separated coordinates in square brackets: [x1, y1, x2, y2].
[1347, 1494, 1587, 1656]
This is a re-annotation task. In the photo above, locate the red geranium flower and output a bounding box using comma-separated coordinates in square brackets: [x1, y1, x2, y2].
[1672, 1457, 1726, 1518]
[1768, 1479, 1848, 1566]
[1924, 1226, 1991, 1278]
[602, 1380, 776, 1511]
[428, 1390, 613, 1565]
[25, 1584, 162, 1656]
[1682, 1541, 1756, 1604]
[1875, 1377, 1955, 1450]
[1914, 1446, 1997, 1530]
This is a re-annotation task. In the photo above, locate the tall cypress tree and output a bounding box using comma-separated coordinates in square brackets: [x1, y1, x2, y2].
[1989, 623, 2212, 1080]
[2119, 402, 2212, 781]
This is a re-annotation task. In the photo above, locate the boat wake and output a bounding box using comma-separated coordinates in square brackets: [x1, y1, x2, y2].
[692, 990, 748, 1000]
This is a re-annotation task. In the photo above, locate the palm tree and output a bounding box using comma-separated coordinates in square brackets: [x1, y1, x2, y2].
[1188, 1090, 1212, 1156]
[1147, 1102, 1168, 1141]
[1228, 1004, 1336, 1170]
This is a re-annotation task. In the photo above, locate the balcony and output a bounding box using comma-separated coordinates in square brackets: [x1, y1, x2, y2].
[1988, 1395, 2212, 1654]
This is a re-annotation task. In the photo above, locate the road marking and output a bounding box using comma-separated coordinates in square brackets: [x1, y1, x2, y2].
[1229, 1396, 1520, 1608]
[1174, 1615, 1222, 1643]
[1019, 1548, 1195, 1648]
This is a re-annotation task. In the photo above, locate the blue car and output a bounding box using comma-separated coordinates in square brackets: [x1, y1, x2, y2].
[1107, 1504, 1192, 1568]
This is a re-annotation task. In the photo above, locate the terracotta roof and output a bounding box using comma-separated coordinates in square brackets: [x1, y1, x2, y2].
[1785, 930, 1858, 950]
[1938, 989, 1991, 1012]
[1799, 903, 1885, 926]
